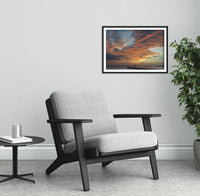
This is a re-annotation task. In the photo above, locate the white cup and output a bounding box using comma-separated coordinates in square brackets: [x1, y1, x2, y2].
[12, 124, 22, 138]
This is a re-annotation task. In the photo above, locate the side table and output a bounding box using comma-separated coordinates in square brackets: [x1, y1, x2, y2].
[0, 136, 45, 183]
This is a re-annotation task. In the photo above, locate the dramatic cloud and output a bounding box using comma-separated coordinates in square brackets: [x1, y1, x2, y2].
[106, 30, 164, 67]
[106, 53, 124, 60]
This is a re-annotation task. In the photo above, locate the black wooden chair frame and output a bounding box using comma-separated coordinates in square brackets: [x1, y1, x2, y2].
[45, 98, 161, 191]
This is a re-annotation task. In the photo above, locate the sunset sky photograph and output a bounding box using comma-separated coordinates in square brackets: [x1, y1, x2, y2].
[104, 28, 166, 71]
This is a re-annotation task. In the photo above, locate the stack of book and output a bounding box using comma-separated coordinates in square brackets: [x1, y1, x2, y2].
[0, 136, 32, 144]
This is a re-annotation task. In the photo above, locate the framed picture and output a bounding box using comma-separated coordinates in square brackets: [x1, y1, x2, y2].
[102, 26, 168, 73]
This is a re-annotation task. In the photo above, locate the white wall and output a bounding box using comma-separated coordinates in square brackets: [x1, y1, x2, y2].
[0, 0, 199, 148]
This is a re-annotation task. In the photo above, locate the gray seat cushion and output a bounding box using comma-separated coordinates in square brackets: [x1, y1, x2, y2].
[64, 131, 158, 154]
[50, 90, 117, 143]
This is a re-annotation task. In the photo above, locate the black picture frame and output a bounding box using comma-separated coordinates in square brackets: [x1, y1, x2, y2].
[102, 26, 168, 73]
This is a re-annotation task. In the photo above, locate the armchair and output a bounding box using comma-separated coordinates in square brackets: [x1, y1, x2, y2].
[45, 90, 161, 191]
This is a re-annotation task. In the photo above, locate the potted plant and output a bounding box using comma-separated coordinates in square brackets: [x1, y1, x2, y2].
[170, 36, 200, 169]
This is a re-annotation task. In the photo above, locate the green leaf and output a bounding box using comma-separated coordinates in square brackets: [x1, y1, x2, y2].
[196, 36, 200, 45]
[190, 72, 196, 76]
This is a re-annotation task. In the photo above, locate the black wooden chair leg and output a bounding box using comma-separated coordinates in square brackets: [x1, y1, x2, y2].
[46, 158, 63, 175]
[149, 151, 159, 180]
[102, 161, 112, 167]
[78, 159, 89, 191]
[73, 123, 90, 191]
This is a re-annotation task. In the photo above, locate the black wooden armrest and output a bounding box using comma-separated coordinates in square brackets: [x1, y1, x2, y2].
[113, 114, 161, 132]
[113, 114, 161, 118]
[47, 119, 93, 124]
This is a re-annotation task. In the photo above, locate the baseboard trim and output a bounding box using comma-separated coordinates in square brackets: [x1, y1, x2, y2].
[0, 144, 193, 160]
[0, 144, 56, 160]
[157, 144, 193, 160]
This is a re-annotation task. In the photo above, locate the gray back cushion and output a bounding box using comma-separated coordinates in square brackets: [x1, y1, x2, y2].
[50, 90, 118, 143]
